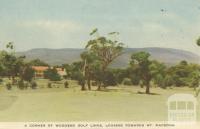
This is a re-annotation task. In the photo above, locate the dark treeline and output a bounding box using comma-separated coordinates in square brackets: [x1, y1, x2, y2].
[62, 55, 200, 93]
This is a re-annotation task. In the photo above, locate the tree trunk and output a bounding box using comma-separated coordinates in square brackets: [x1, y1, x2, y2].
[97, 82, 101, 91]
[81, 84, 86, 91]
[145, 82, 150, 94]
[87, 78, 91, 90]
[97, 85, 101, 91]
[12, 76, 16, 85]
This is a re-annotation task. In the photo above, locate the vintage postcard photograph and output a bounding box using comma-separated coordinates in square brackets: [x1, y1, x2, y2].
[0, 0, 200, 129]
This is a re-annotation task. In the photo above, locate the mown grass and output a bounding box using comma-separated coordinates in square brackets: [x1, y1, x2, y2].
[0, 79, 199, 122]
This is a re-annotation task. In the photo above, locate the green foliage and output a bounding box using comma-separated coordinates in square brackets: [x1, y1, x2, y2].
[162, 75, 173, 88]
[0, 63, 4, 75]
[6, 82, 12, 90]
[85, 29, 124, 89]
[63, 62, 84, 80]
[31, 81, 37, 89]
[139, 80, 144, 88]
[122, 78, 132, 86]
[64, 81, 69, 88]
[18, 80, 25, 90]
[196, 37, 200, 46]
[188, 71, 200, 89]
[86, 36, 124, 69]
[74, 72, 86, 90]
[129, 75, 140, 85]
[130, 52, 150, 64]
[102, 70, 117, 86]
[149, 61, 166, 88]
[112, 68, 129, 84]
[47, 82, 52, 88]
[62, 63, 72, 79]
[71, 61, 84, 72]
[0, 50, 25, 77]
[6, 42, 14, 50]
[20, 65, 35, 82]
[18, 80, 30, 90]
[166, 60, 200, 87]
[71, 71, 82, 80]
[44, 68, 61, 81]
[154, 74, 164, 88]
[89, 61, 104, 85]
[24, 82, 29, 89]
[78, 78, 86, 88]
[28, 59, 49, 66]
[130, 51, 152, 94]
[0, 78, 3, 84]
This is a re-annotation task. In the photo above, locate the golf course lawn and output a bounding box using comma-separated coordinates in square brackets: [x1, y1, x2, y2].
[0, 80, 199, 122]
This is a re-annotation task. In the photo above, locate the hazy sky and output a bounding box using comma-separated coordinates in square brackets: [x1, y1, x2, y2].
[0, 0, 200, 55]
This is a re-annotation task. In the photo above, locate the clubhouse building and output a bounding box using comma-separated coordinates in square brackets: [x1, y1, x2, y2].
[32, 66, 66, 78]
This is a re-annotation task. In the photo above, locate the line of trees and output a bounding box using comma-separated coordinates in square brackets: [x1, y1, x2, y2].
[62, 29, 200, 94]
[1, 30, 200, 94]
[0, 42, 59, 89]
[0, 42, 36, 89]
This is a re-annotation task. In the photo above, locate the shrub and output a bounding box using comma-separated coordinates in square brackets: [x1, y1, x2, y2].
[163, 75, 174, 87]
[18, 80, 25, 90]
[64, 81, 69, 88]
[21, 66, 35, 82]
[6, 83, 12, 90]
[139, 80, 144, 88]
[129, 74, 140, 85]
[71, 71, 83, 80]
[76, 73, 86, 90]
[78, 78, 85, 86]
[79, 79, 86, 90]
[31, 81, 37, 89]
[47, 82, 52, 88]
[44, 68, 61, 81]
[0, 78, 3, 84]
[122, 78, 132, 86]
[102, 71, 117, 86]
[154, 74, 164, 88]
[24, 82, 29, 89]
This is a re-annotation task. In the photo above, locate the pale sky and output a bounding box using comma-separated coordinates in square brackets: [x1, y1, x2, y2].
[0, 0, 200, 55]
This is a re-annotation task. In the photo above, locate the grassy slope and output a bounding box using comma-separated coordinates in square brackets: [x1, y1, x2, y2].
[0, 80, 199, 122]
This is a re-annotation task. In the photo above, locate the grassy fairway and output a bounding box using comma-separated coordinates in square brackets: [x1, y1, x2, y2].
[0, 79, 199, 121]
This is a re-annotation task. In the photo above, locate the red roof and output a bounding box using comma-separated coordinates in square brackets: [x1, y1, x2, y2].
[32, 66, 65, 71]
[32, 66, 49, 71]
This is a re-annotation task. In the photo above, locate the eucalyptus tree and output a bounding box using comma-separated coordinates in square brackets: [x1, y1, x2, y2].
[85, 28, 124, 90]
[130, 52, 152, 94]
[80, 51, 97, 90]
[0, 43, 25, 83]
[149, 60, 166, 88]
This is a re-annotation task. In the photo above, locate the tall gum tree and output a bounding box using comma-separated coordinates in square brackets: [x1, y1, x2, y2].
[130, 51, 152, 94]
[85, 28, 124, 90]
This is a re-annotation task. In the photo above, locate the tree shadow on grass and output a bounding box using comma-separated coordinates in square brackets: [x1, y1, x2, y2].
[90, 87, 161, 95]
[92, 88, 120, 92]
[137, 91, 161, 95]
[92, 88, 138, 95]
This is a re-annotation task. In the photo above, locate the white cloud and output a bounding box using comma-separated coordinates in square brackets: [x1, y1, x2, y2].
[118, 12, 200, 56]
[20, 20, 83, 32]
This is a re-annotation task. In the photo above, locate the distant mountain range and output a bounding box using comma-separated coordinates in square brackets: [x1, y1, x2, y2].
[17, 47, 200, 68]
